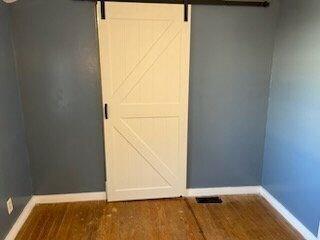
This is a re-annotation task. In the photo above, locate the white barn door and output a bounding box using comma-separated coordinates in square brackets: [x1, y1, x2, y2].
[97, 2, 191, 202]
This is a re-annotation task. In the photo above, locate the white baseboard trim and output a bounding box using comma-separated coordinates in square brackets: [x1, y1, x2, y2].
[33, 191, 107, 204]
[187, 186, 260, 197]
[260, 187, 317, 240]
[5, 196, 36, 240]
[4, 191, 107, 240]
[6, 188, 317, 240]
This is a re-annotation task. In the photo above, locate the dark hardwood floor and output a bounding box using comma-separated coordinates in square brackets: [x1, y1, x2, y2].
[15, 195, 303, 240]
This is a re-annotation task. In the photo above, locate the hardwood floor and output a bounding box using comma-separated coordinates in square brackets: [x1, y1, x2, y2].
[15, 195, 303, 240]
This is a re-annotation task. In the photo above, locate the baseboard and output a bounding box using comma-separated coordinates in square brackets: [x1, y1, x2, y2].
[5, 196, 36, 240]
[5, 188, 318, 240]
[187, 186, 260, 197]
[187, 186, 318, 240]
[260, 187, 317, 240]
[4, 191, 106, 240]
[33, 191, 107, 204]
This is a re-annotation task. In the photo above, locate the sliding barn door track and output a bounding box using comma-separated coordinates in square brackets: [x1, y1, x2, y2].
[77, 0, 270, 21]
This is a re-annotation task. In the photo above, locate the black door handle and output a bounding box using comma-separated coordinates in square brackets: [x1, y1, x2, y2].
[104, 104, 108, 119]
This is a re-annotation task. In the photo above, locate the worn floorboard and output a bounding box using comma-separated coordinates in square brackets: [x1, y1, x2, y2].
[15, 195, 303, 240]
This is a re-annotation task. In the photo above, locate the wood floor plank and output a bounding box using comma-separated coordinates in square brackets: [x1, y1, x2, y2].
[45, 203, 69, 239]
[34, 204, 59, 240]
[186, 195, 303, 240]
[15, 196, 304, 240]
[24, 205, 49, 240]
[15, 205, 42, 240]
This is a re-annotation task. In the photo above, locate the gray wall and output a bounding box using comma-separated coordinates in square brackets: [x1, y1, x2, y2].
[262, 0, 320, 235]
[188, 3, 279, 187]
[0, 2, 33, 239]
[10, 0, 279, 194]
[11, 0, 105, 194]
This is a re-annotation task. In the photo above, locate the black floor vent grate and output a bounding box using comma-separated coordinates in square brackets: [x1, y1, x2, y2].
[196, 196, 223, 204]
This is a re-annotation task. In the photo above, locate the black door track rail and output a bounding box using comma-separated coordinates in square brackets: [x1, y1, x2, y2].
[77, 0, 270, 22]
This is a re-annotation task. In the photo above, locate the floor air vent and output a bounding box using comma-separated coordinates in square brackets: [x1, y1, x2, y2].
[196, 196, 223, 204]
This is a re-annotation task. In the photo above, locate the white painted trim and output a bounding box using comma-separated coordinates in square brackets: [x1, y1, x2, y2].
[187, 186, 260, 197]
[260, 187, 317, 240]
[2, 0, 18, 3]
[5, 197, 36, 240]
[5, 192, 106, 239]
[188, 186, 318, 240]
[5, 188, 317, 240]
[33, 191, 107, 204]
